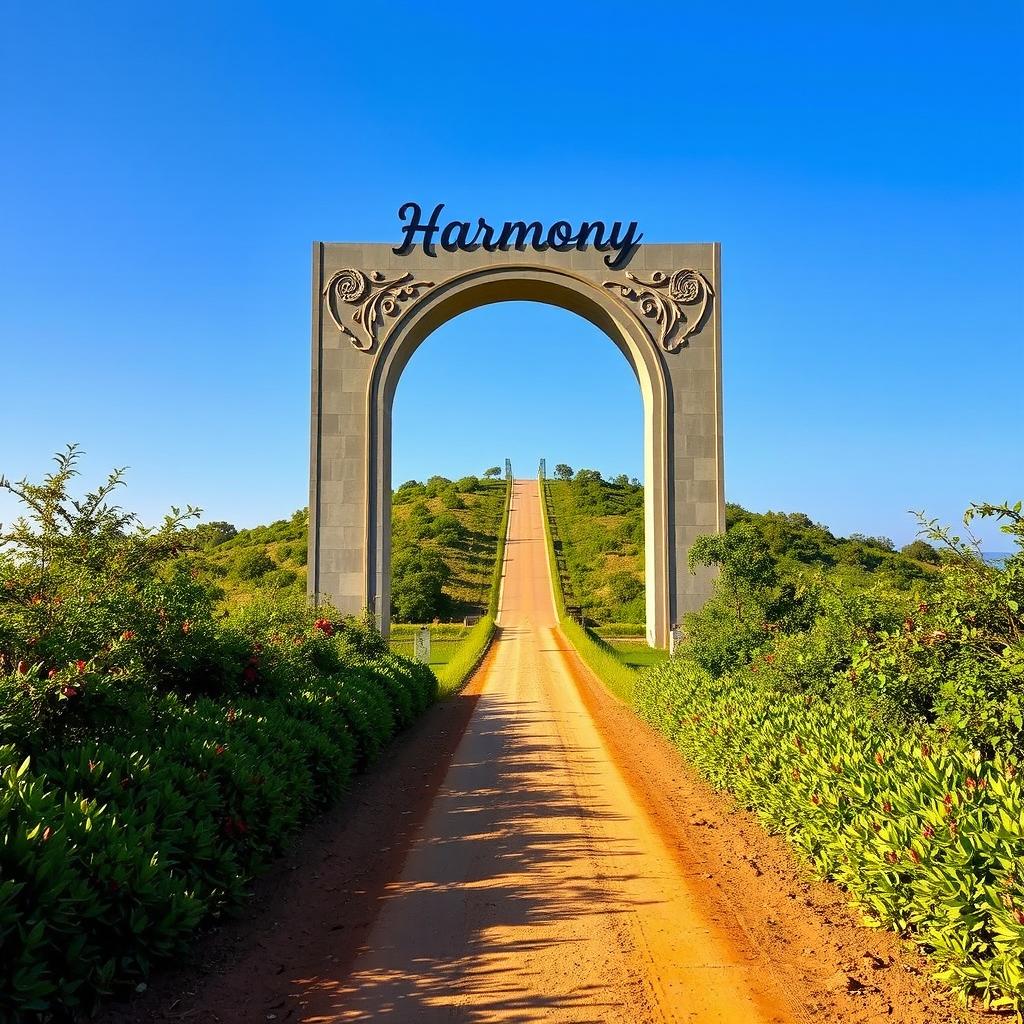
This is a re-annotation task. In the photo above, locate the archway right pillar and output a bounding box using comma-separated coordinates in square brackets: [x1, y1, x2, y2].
[624, 242, 725, 645]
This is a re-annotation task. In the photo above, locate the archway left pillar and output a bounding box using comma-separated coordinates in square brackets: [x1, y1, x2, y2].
[308, 242, 379, 627]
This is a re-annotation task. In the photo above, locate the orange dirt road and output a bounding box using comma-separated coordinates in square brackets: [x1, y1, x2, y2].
[305, 481, 792, 1023]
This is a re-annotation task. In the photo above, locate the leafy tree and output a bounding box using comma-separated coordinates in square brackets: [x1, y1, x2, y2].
[187, 521, 237, 548]
[483, 466, 501, 479]
[685, 524, 815, 675]
[405, 500, 433, 541]
[901, 538, 941, 564]
[432, 513, 465, 547]
[608, 570, 643, 604]
[424, 475, 452, 498]
[391, 547, 450, 622]
[233, 548, 274, 580]
[554, 464, 573, 481]
[440, 487, 465, 510]
[394, 480, 425, 504]
[850, 532, 896, 552]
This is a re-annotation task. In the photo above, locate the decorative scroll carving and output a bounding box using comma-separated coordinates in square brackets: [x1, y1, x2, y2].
[603, 269, 713, 352]
[323, 269, 434, 350]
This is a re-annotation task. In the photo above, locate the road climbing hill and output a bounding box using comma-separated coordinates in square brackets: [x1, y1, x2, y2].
[103, 482, 975, 1024]
[316, 479, 790, 1022]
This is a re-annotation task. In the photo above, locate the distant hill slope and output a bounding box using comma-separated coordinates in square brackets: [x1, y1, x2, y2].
[181, 473, 507, 623]
[545, 470, 941, 626]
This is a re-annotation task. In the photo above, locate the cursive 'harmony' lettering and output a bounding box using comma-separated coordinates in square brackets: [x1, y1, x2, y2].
[392, 202, 643, 270]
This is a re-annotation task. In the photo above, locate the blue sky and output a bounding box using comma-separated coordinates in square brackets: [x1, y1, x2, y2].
[1, 2, 1021, 548]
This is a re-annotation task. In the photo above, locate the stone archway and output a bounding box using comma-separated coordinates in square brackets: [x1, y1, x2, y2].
[308, 238, 724, 647]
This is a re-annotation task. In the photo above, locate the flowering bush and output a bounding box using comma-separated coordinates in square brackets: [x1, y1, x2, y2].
[635, 501, 1024, 1010]
[0, 450, 437, 1019]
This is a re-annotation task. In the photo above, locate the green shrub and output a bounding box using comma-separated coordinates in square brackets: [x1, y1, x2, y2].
[263, 567, 300, 590]
[634, 658, 1023, 1010]
[232, 549, 275, 580]
[631, 500, 1024, 1010]
[0, 450, 438, 1020]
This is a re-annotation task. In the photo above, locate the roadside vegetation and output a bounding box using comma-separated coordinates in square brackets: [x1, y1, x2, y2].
[545, 468, 1023, 1010]
[389, 470, 506, 623]
[0, 448, 438, 1020]
[168, 469, 507, 630]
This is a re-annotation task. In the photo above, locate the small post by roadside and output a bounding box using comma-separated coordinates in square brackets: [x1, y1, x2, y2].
[414, 626, 431, 665]
[669, 625, 684, 656]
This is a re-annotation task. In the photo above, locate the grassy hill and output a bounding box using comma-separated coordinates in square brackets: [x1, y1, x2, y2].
[391, 475, 506, 621]
[179, 473, 507, 624]
[545, 469, 941, 630]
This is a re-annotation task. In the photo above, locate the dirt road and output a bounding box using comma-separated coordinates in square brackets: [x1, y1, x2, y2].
[104, 482, 975, 1024]
[300, 480, 791, 1022]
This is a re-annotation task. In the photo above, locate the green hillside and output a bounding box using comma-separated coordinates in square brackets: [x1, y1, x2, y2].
[177, 472, 507, 624]
[390, 474, 506, 621]
[545, 468, 941, 629]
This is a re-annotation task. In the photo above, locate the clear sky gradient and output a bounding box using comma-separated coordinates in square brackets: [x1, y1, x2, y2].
[1, 2, 1021, 548]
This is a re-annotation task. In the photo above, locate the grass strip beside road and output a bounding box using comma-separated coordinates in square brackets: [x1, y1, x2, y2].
[429, 474, 513, 696]
[540, 479, 639, 703]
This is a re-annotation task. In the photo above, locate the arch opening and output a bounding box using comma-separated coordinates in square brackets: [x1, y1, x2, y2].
[368, 266, 670, 646]
[390, 299, 648, 635]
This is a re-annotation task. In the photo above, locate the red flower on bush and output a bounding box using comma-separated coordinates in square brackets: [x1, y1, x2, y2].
[810, 793, 821, 806]
[75, 660, 86, 674]
[875, 751, 885, 765]
[884, 851, 900, 865]
[908, 849, 921, 864]
[120, 630, 136, 642]
[215, 744, 227, 756]
[922, 824, 935, 840]
[62, 685, 80, 699]
[314, 617, 335, 637]
[220, 816, 248, 839]
[1015, 909, 1024, 927]
[920, 743, 931, 758]
[47, 669, 58, 679]
[182, 620, 192, 634]
[16, 660, 29, 674]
